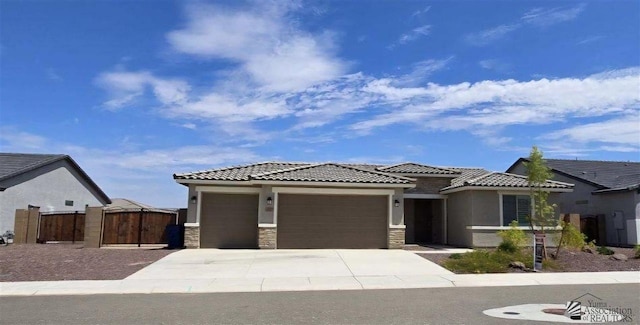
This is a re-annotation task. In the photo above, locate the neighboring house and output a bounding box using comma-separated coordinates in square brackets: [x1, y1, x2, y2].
[0, 153, 111, 233]
[174, 162, 573, 249]
[507, 158, 640, 246]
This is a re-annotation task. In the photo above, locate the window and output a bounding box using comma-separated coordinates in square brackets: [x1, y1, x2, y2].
[502, 195, 530, 226]
[65, 200, 74, 207]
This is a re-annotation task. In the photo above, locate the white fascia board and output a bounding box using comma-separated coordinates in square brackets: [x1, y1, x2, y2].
[184, 222, 200, 227]
[440, 186, 573, 194]
[271, 186, 395, 196]
[258, 223, 277, 228]
[176, 179, 254, 185]
[389, 224, 406, 229]
[195, 186, 261, 194]
[257, 181, 412, 188]
[403, 193, 448, 199]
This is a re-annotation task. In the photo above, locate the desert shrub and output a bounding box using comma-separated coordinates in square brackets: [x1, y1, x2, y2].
[497, 220, 528, 247]
[443, 249, 533, 274]
[559, 222, 587, 250]
[597, 246, 614, 255]
[634, 245, 640, 259]
[449, 253, 462, 260]
[497, 241, 518, 253]
[586, 240, 597, 248]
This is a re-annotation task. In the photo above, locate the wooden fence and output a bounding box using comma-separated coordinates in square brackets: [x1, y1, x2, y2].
[38, 211, 85, 243]
[101, 210, 177, 245]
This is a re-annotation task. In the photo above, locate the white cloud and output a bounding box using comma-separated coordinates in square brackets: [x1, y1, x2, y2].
[465, 24, 520, 46]
[166, 2, 346, 92]
[0, 126, 47, 149]
[478, 59, 512, 73]
[521, 3, 586, 27]
[45, 68, 62, 82]
[411, 6, 431, 18]
[396, 25, 431, 45]
[577, 35, 604, 45]
[351, 69, 640, 137]
[396, 57, 454, 85]
[466, 3, 586, 46]
[95, 70, 190, 110]
[543, 116, 640, 147]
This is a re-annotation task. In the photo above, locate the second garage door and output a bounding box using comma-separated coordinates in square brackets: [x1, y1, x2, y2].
[200, 193, 258, 248]
[277, 194, 388, 249]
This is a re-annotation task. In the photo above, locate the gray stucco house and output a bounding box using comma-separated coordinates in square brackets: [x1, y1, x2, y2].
[0, 153, 111, 233]
[507, 158, 640, 246]
[174, 162, 573, 249]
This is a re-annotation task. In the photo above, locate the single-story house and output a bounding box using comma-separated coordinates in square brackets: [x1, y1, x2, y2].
[0, 153, 111, 234]
[174, 162, 573, 249]
[507, 158, 640, 245]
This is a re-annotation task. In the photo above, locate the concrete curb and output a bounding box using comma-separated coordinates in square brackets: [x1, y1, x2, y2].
[1, 271, 638, 296]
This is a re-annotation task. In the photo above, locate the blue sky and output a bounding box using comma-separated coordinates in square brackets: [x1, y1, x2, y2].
[1, 0, 639, 208]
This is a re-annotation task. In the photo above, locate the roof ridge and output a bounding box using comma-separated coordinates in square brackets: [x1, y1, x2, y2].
[377, 162, 461, 174]
[249, 162, 326, 178]
[174, 161, 308, 177]
[251, 162, 416, 182]
[464, 171, 495, 184]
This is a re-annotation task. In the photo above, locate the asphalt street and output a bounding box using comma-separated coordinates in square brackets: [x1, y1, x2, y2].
[1, 284, 638, 324]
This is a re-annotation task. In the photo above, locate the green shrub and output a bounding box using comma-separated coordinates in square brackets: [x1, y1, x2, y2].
[597, 246, 614, 255]
[559, 222, 587, 250]
[442, 249, 533, 274]
[449, 253, 462, 260]
[497, 241, 518, 253]
[497, 220, 528, 247]
[634, 245, 640, 259]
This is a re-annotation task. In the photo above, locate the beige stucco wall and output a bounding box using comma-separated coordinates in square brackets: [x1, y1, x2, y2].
[446, 191, 473, 247]
[0, 160, 106, 233]
[592, 191, 638, 245]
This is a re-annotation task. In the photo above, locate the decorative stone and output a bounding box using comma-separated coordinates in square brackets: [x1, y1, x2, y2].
[258, 226, 277, 249]
[184, 226, 200, 249]
[610, 253, 628, 261]
[388, 228, 405, 249]
[509, 261, 526, 269]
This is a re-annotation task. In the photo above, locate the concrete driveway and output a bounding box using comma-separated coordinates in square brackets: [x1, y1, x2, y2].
[125, 249, 453, 291]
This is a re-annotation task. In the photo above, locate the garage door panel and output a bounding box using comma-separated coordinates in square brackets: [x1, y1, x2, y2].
[200, 193, 258, 248]
[278, 194, 387, 249]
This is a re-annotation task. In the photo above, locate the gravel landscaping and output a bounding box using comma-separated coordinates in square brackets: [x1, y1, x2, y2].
[0, 244, 174, 282]
[417, 247, 640, 273]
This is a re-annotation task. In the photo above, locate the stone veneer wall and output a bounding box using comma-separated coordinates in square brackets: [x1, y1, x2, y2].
[388, 227, 405, 249]
[258, 226, 277, 249]
[184, 225, 200, 248]
[409, 177, 453, 194]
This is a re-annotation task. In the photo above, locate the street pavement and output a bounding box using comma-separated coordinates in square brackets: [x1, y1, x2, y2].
[1, 284, 638, 324]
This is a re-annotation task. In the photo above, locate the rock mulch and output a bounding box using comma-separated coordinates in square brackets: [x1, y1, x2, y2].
[0, 244, 174, 282]
[417, 247, 640, 272]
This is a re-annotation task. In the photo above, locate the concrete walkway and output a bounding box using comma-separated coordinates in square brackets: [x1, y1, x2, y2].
[1, 249, 638, 296]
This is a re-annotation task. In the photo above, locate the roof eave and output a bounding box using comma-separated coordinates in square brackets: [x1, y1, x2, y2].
[440, 186, 574, 194]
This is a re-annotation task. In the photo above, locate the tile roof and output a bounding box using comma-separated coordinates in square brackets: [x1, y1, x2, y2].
[0, 153, 66, 181]
[376, 163, 461, 175]
[448, 167, 492, 187]
[174, 162, 414, 185]
[106, 198, 175, 214]
[174, 162, 308, 181]
[252, 163, 414, 184]
[441, 172, 574, 192]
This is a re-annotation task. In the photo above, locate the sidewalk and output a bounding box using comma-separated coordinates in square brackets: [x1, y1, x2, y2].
[1, 271, 638, 296]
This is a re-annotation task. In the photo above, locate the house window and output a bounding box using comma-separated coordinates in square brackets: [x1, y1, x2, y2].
[502, 195, 530, 226]
[65, 200, 74, 207]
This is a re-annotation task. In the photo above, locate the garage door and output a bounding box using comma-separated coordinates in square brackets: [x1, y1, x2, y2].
[200, 193, 258, 248]
[277, 194, 388, 249]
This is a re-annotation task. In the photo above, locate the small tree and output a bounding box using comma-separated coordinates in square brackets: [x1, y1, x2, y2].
[524, 146, 558, 233]
[524, 146, 559, 259]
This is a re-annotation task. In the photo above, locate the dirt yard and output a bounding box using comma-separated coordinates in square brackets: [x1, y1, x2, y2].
[417, 247, 640, 272]
[0, 244, 174, 282]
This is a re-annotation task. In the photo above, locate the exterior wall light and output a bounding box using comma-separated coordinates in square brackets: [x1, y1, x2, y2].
[394, 199, 400, 207]
[190, 195, 197, 204]
[266, 196, 273, 206]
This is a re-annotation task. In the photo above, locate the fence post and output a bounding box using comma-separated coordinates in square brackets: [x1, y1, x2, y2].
[137, 208, 144, 247]
[84, 207, 103, 248]
[72, 211, 78, 244]
[26, 206, 40, 244]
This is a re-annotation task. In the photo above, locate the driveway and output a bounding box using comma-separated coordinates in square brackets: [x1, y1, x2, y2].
[124, 249, 453, 291]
